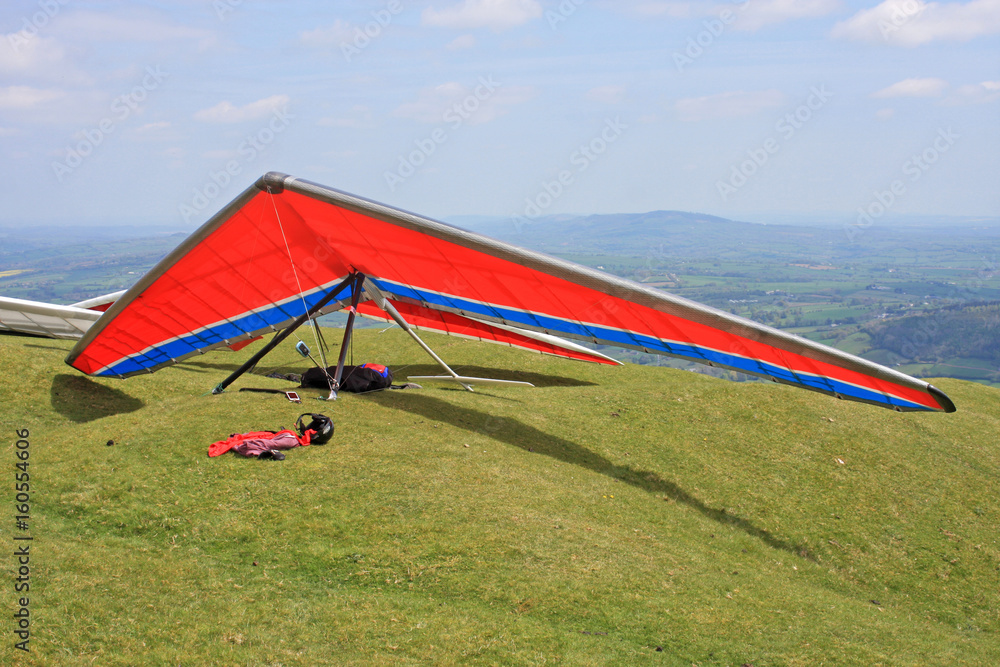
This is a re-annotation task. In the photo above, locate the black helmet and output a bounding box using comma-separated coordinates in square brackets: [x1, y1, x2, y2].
[296, 413, 334, 445]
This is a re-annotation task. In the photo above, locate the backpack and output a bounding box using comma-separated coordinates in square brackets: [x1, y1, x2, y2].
[300, 363, 393, 393]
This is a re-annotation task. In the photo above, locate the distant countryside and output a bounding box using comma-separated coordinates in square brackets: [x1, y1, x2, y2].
[2, 211, 999, 387]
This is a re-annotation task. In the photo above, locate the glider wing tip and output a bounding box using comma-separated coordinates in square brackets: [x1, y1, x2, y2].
[926, 383, 957, 413]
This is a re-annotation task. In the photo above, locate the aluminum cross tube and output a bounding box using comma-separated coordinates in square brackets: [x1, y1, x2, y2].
[211, 273, 356, 394]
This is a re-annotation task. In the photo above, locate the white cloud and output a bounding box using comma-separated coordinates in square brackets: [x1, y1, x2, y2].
[868, 77, 998, 107]
[943, 80, 1000, 105]
[161, 146, 185, 160]
[737, 0, 841, 31]
[392, 80, 535, 125]
[53, 10, 216, 49]
[300, 19, 354, 49]
[586, 85, 627, 104]
[832, 0, 1000, 46]
[446, 34, 478, 50]
[422, 0, 543, 31]
[202, 149, 238, 161]
[136, 121, 172, 133]
[323, 150, 361, 160]
[629, 2, 693, 18]
[872, 77, 949, 98]
[126, 121, 181, 146]
[610, 0, 837, 26]
[0, 34, 90, 85]
[0, 85, 65, 110]
[318, 105, 377, 129]
[0, 84, 113, 125]
[393, 82, 466, 123]
[194, 95, 290, 123]
[674, 89, 785, 121]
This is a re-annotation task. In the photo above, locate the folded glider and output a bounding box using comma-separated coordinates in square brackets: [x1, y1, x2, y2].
[0, 291, 124, 340]
[65, 172, 955, 413]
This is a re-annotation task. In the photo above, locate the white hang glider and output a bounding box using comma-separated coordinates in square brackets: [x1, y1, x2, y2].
[0, 291, 123, 340]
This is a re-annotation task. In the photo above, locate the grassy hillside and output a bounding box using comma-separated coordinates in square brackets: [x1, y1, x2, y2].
[2, 330, 998, 665]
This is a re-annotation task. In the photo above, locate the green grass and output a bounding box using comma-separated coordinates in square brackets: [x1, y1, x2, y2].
[3, 330, 999, 665]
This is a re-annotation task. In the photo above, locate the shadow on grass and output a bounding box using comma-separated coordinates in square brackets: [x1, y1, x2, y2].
[178, 359, 315, 376]
[366, 391, 814, 562]
[394, 364, 597, 388]
[175, 360, 597, 389]
[173, 360, 247, 374]
[51, 374, 144, 423]
[24, 342, 72, 352]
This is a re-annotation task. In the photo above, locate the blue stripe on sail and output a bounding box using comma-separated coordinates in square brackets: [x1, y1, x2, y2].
[97, 278, 931, 411]
[95, 285, 355, 377]
[371, 280, 931, 411]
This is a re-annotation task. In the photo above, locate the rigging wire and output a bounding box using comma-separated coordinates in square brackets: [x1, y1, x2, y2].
[267, 189, 325, 360]
[314, 319, 331, 356]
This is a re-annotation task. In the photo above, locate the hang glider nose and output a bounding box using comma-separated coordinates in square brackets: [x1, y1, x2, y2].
[64, 172, 955, 413]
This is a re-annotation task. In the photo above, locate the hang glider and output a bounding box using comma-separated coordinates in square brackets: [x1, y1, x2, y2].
[0, 291, 124, 340]
[66, 172, 955, 413]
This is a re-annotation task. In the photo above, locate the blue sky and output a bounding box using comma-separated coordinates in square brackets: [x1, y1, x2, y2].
[1, 0, 998, 228]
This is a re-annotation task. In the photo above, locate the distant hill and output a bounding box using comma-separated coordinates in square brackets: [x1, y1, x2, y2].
[470, 210, 795, 257]
[462, 211, 1000, 263]
[865, 301, 1000, 365]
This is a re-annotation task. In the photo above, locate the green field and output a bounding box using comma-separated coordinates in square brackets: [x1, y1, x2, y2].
[3, 330, 998, 665]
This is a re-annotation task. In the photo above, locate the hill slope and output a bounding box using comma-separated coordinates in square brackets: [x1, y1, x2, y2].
[2, 330, 998, 665]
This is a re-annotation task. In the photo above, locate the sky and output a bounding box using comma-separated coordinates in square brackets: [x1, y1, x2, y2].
[1, 0, 998, 229]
